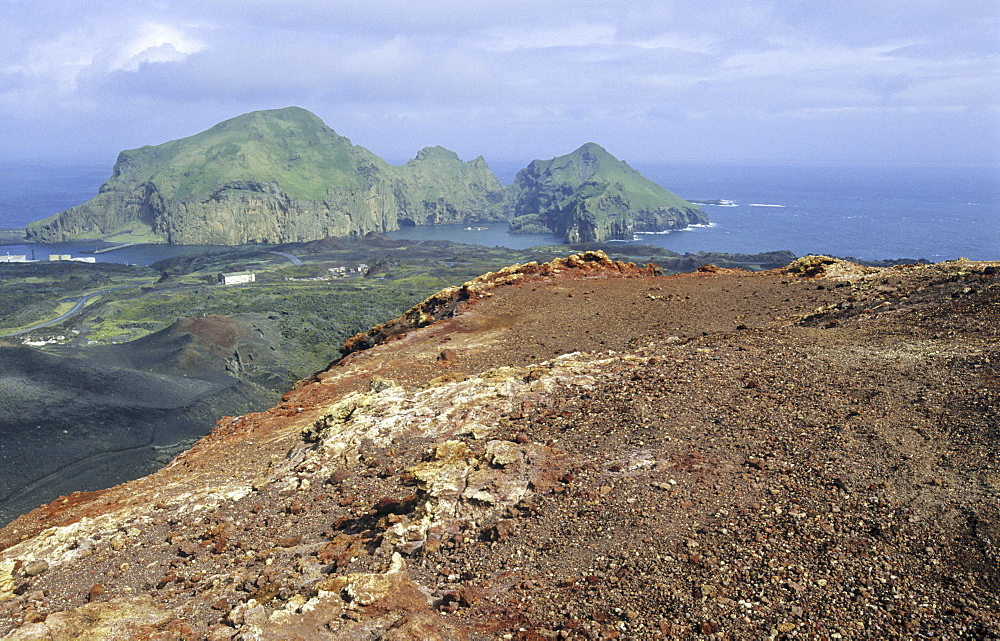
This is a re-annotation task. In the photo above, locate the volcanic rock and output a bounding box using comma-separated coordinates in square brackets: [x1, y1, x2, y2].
[0, 251, 997, 639]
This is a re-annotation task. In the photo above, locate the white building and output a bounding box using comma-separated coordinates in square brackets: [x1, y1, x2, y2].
[219, 271, 256, 285]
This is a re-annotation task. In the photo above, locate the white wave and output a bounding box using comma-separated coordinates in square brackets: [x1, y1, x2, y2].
[749, 203, 786, 208]
[690, 199, 737, 207]
[634, 221, 719, 236]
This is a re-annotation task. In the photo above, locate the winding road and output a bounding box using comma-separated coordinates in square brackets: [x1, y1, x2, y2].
[269, 251, 303, 265]
[3, 250, 305, 339]
[0, 285, 136, 338]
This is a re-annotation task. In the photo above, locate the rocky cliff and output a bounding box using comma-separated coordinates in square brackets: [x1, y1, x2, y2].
[394, 147, 507, 227]
[0, 252, 997, 639]
[507, 143, 707, 243]
[26, 108, 507, 245]
[26, 110, 708, 247]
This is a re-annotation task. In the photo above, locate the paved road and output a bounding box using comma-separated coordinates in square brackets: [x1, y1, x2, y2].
[269, 251, 303, 265]
[0, 286, 133, 338]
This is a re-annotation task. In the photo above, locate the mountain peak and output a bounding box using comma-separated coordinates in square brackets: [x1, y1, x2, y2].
[411, 146, 463, 163]
[204, 106, 336, 139]
[573, 141, 610, 156]
[508, 143, 705, 242]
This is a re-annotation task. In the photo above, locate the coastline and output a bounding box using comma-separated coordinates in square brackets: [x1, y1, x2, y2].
[0, 229, 25, 244]
[3, 161, 997, 263]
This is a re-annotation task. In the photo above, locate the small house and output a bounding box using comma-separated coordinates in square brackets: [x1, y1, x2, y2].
[219, 271, 256, 285]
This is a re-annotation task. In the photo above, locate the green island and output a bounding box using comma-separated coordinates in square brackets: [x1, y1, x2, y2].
[25, 107, 702, 245]
[507, 142, 706, 242]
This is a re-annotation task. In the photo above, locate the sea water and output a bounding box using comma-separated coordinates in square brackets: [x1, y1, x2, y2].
[627, 161, 999, 262]
[0, 161, 237, 265]
[478, 160, 999, 262]
[0, 161, 110, 230]
[0, 160, 997, 263]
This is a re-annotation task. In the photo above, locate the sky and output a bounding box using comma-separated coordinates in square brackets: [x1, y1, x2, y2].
[2, 0, 998, 167]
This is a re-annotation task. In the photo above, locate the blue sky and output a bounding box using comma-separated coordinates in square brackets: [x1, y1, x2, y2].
[2, 0, 998, 166]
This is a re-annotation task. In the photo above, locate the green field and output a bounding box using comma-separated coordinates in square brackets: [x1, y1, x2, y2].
[0, 240, 562, 379]
[1, 239, 802, 379]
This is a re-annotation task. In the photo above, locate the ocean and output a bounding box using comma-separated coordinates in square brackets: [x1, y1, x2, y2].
[628, 161, 1000, 262]
[0, 160, 997, 264]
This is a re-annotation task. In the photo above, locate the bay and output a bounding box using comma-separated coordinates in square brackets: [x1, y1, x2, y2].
[1, 160, 997, 264]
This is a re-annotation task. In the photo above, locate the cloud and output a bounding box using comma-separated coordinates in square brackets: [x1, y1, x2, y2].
[1, 0, 997, 163]
[106, 22, 206, 72]
[482, 24, 618, 52]
[2, 12, 207, 101]
[626, 33, 714, 54]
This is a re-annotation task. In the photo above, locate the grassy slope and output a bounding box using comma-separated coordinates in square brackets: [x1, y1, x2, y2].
[112, 107, 389, 202]
[400, 147, 500, 193]
[513, 142, 698, 212]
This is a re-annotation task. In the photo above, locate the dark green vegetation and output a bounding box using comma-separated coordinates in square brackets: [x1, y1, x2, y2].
[507, 142, 707, 242]
[25, 107, 703, 246]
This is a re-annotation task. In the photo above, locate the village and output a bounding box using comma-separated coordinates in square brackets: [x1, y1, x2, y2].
[0, 252, 96, 263]
[219, 262, 370, 285]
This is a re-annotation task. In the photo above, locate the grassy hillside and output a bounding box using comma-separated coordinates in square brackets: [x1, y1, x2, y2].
[512, 142, 698, 212]
[110, 107, 389, 202]
[395, 147, 506, 223]
[508, 143, 706, 242]
[27, 108, 513, 244]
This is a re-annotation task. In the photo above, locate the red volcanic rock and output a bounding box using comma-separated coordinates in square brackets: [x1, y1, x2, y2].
[0, 254, 998, 639]
[340, 250, 660, 356]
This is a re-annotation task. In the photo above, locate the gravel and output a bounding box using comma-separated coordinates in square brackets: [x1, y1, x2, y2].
[0, 254, 996, 639]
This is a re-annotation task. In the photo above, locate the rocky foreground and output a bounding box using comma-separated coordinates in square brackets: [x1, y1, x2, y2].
[0, 252, 996, 640]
